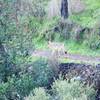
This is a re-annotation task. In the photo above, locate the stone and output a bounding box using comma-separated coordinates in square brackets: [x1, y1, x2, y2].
[68, 0, 85, 14]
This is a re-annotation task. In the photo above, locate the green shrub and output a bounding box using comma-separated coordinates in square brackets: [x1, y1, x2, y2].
[25, 78, 96, 100]
[32, 0, 46, 19]
[31, 59, 54, 87]
[0, 59, 54, 99]
[52, 79, 96, 100]
[0, 75, 35, 100]
[0, 78, 18, 100]
[0, 82, 9, 99]
[15, 75, 35, 97]
[25, 88, 50, 100]
[84, 29, 100, 50]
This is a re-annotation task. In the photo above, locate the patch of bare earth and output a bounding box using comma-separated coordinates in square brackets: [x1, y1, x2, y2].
[32, 50, 100, 63]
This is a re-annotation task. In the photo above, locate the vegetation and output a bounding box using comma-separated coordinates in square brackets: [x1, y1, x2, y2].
[25, 79, 96, 100]
[0, 0, 100, 99]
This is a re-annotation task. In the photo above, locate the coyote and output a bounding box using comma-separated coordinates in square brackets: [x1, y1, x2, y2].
[48, 41, 67, 57]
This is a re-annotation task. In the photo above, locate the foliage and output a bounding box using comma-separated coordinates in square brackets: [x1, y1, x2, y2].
[0, 0, 100, 99]
[70, 0, 100, 28]
[87, 34, 100, 50]
[25, 78, 96, 100]
[52, 79, 96, 100]
[0, 59, 54, 99]
[25, 88, 51, 100]
[0, 0, 35, 83]
[31, 59, 54, 87]
[0, 75, 35, 99]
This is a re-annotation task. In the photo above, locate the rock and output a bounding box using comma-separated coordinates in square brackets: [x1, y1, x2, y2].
[68, 0, 85, 14]
[72, 76, 83, 81]
[58, 63, 97, 86]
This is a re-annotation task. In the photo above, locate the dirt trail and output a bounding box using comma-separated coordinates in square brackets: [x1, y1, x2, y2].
[32, 50, 100, 63]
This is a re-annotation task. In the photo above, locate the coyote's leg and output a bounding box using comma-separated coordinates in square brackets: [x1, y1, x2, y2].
[51, 49, 55, 56]
[58, 49, 62, 57]
[52, 49, 59, 57]
[62, 48, 65, 56]
[57, 50, 60, 57]
[55, 49, 59, 57]
[58, 50, 61, 57]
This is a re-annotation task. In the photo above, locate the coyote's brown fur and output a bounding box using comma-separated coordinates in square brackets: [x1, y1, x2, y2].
[48, 41, 66, 57]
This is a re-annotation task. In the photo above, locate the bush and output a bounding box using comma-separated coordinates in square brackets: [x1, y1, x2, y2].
[25, 87, 50, 100]
[52, 79, 96, 100]
[15, 75, 35, 97]
[0, 75, 35, 100]
[0, 59, 55, 99]
[31, 59, 54, 87]
[0, 78, 18, 100]
[25, 78, 96, 100]
[32, 0, 46, 19]
[84, 29, 100, 50]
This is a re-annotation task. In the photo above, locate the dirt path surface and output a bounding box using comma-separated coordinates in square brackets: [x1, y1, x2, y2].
[32, 50, 100, 63]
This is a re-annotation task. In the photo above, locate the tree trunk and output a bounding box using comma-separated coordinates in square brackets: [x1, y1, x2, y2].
[61, 0, 68, 19]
